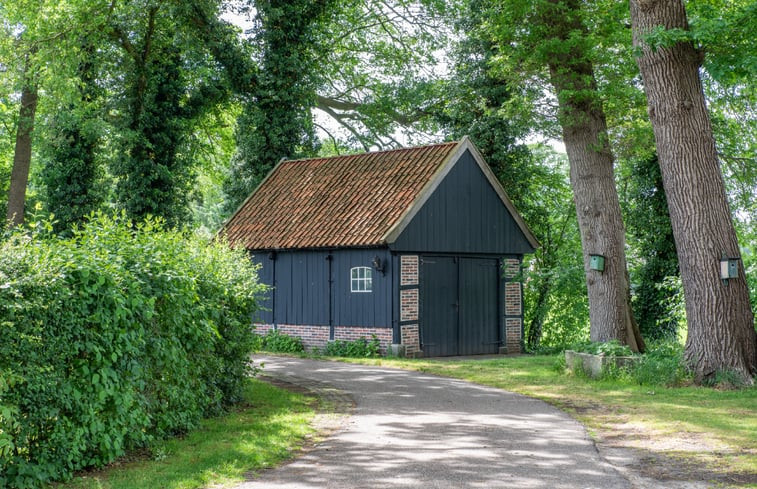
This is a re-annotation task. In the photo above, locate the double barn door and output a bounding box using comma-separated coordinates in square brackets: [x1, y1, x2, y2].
[420, 256, 500, 357]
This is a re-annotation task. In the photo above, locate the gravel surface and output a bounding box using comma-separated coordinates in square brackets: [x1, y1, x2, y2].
[235, 355, 640, 489]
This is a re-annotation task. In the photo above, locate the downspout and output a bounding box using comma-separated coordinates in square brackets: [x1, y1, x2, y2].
[327, 252, 334, 340]
[269, 251, 277, 329]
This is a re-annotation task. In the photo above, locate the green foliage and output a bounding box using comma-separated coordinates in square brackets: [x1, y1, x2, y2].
[256, 330, 306, 354]
[568, 340, 692, 386]
[40, 39, 106, 233]
[621, 155, 680, 340]
[312, 0, 454, 149]
[436, 0, 531, 198]
[630, 340, 692, 387]
[654, 276, 687, 335]
[54, 379, 316, 489]
[99, 1, 234, 228]
[703, 369, 752, 390]
[112, 42, 193, 227]
[188, 105, 241, 237]
[520, 148, 587, 350]
[0, 212, 263, 488]
[320, 335, 382, 358]
[224, 0, 335, 213]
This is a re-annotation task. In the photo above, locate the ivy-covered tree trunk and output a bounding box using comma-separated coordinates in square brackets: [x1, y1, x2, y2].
[6, 65, 38, 226]
[224, 0, 335, 212]
[543, 0, 644, 351]
[624, 155, 680, 339]
[630, 0, 756, 382]
[111, 8, 193, 227]
[41, 40, 104, 233]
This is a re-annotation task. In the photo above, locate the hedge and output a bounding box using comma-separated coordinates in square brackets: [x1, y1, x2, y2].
[0, 213, 264, 488]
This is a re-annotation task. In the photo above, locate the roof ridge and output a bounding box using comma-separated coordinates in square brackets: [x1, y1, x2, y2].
[281, 140, 459, 164]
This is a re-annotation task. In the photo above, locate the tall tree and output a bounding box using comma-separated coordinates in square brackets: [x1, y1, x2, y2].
[111, 34, 192, 225]
[630, 0, 756, 382]
[6, 53, 37, 226]
[488, 0, 644, 350]
[2, 0, 116, 226]
[109, 1, 232, 226]
[40, 38, 105, 232]
[224, 0, 336, 212]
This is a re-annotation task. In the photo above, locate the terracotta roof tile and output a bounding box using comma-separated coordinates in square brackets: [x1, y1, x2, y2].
[222, 141, 459, 250]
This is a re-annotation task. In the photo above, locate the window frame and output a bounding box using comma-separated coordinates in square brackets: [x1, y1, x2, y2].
[350, 266, 373, 293]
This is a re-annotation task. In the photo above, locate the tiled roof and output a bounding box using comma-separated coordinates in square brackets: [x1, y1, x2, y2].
[222, 141, 460, 250]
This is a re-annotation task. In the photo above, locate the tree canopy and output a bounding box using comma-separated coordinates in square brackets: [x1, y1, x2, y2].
[1, 0, 754, 380]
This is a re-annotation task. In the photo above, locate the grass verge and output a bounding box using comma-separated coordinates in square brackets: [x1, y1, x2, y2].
[336, 354, 757, 486]
[52, 378, 316, 489]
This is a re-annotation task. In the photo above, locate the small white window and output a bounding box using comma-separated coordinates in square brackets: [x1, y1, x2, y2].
[351, 266, 372, 292]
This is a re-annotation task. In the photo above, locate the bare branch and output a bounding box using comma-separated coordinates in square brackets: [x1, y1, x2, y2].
[317, 102, 372, 151]
[315, 94, 427, 126]
[314, 122, 341, 155]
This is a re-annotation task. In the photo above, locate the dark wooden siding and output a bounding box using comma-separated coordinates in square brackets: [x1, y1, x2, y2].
[332, 248, 392, 328]
[420, 256, 458, 356]
[251, 253, 274, 324]
[458, 258, 500, 355]
[276, 251, 330, 325]
[252, 248, 391, 328]
[390, 150, 534, 254]
[251, 250, 330, 326]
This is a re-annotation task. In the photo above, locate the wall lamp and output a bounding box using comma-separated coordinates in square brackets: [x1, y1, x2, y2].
[372, 256, 386, 275]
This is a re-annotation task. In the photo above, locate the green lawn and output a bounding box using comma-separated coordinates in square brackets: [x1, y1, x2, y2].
[337, 354, 757, 483]
[53, 378, 317, 489]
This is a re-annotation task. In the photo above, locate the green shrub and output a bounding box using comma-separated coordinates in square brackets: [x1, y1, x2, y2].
[0, 213, 264, 488]
[321, 335, 381, 358]
[630, 340, 691, 386]
[256, 330, 306, 353]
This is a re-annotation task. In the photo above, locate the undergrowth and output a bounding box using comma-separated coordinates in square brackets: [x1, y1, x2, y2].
[255, 329, 306, 353]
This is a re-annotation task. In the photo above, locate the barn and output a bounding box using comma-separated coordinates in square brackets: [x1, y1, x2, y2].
[222, 137, 538, 357]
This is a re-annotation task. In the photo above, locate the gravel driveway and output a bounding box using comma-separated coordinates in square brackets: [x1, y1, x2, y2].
[235, 355, 635, 489]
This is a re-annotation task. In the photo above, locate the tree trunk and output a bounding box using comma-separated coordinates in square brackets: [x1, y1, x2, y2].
[630, 0, 756, 383]
[6, 76, 38, 226]
[543, 0, 644, 352]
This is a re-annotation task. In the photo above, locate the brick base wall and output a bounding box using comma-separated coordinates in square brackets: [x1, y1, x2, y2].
[401, 324, 421, 357]
[254, 323, 393, 354]
[253, 323, 276, 335]
[505, 319, 522, 354]
[258, 324, 330, 349]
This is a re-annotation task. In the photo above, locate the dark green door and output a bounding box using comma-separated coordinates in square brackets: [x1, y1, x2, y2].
[459, 258, 500, 355]
[420, 256, 500, 356]
[420, 256, 458, 357]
